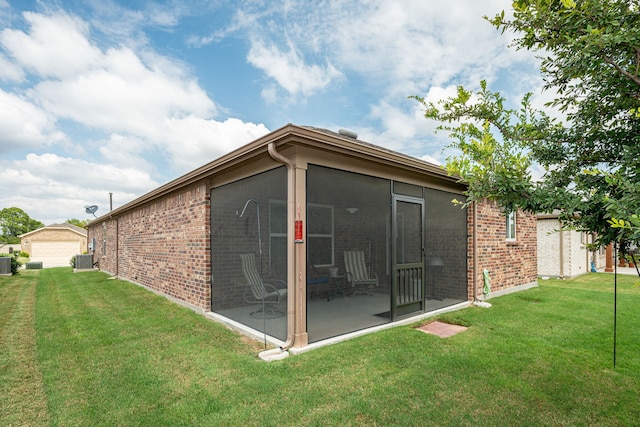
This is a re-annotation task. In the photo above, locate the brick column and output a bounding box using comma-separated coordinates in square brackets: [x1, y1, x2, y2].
[605, 243, 614, 272]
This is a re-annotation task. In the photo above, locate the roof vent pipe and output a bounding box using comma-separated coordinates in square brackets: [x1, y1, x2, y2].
[338, 128, 358, 139]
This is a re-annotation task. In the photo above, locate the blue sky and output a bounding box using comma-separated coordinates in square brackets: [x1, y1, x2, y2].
[0, 0, 544, 224]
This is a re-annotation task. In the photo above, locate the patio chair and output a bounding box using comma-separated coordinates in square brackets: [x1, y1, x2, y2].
[240, 253, 287, 317]
[344, 250, 378, 296]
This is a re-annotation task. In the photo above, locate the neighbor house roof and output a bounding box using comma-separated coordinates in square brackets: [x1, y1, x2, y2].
[20, 222, 88, 238]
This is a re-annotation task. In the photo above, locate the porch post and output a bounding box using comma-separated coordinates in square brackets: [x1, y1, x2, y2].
[293, 164, 308, 347]
[605, 243, 614, 273]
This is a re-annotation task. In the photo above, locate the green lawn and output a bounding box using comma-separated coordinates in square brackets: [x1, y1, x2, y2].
[1, 269, 639, 426]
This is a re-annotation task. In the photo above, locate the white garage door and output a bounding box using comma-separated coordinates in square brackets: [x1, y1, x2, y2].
[31, 241, 80, 268]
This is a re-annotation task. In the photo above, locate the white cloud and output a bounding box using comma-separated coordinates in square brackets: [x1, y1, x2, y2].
[0, 10, 271, 172]
[16, 153, 158, 193]
[1, 12, 101, 79]
[0, 153, 161, 224]
[421, 154, 442, 166]
[0, 88, 66, 152]
[94, 118, 270, 175]
[30, 46, 216, 134]
[367, 86, 459, 152]
[98, 133, 155, 172]
[226, 0, 542, 158]
[235, 0, 525, 99]
[161, 116, 270, 172]
[247, 38, 343, 99]
[0, 52, 23, 82]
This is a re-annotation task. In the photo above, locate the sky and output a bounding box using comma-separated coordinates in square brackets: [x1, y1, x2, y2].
[0, 0, 545, 225]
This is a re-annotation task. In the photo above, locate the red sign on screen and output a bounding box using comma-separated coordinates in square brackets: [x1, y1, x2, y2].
[295, 220, 303, 243]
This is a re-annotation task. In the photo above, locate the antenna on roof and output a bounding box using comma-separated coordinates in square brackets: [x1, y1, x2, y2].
[338, 128, 358, 139]
[84, 205, 98, 218]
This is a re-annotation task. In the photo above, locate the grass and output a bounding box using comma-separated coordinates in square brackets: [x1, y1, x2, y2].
[1, 269, 639, 426]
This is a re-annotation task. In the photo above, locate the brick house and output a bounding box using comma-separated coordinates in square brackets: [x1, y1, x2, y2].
[87, 124, 537, 350]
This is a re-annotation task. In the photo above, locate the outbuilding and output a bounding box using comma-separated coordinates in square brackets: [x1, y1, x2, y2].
[537, 212, 608, 278]
[21, 223, 88, 268]
[88, 124, 537, 350]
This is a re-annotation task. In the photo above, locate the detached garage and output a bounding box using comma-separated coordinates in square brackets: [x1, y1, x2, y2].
[21, 223, 87, 268]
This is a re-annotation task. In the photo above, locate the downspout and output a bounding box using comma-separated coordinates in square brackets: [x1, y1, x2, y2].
[586, 235, 589, 272]
[559, 228, 564, 279]
[472, 201, 478, 302]
[109, 214, 119, 277]
[267, 142, 295, 350]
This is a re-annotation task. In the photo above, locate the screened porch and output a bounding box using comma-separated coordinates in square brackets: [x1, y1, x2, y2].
[210, 163, 468, 344]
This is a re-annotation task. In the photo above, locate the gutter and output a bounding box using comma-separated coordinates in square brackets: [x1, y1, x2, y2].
[267, 142, 295, 352]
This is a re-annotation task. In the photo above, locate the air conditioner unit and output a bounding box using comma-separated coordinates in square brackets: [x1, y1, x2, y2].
[75, 254, 94, 270]
[0, 257, 11, 275]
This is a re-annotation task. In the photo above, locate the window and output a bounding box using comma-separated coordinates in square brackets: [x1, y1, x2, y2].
[307, 203, 333, 266]
[506, 210, 516, 240]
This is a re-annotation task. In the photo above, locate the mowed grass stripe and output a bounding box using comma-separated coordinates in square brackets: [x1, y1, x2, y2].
[35, 269, 261, 426]
[0, 272, 50, 426]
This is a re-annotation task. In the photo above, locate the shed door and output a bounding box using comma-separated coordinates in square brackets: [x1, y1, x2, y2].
[31, 241, 79, 268]
[392, 196, 425, 318]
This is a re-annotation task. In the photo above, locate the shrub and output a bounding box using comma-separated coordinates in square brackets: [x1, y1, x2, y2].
[70, 255, 76, 269]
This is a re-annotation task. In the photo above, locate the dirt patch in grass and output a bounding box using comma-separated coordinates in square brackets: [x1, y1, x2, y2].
[416, 321, 468, 338]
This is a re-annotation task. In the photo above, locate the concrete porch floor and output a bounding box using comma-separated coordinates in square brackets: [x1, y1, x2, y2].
[210, 291, 466, 346]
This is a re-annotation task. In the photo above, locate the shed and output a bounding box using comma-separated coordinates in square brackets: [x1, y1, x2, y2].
[537, 212, 607, 278]
[21, 223, 88, 268]
[88, 124, 537, 349]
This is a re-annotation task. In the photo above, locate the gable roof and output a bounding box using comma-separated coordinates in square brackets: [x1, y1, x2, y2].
[20, 222, 88, 238]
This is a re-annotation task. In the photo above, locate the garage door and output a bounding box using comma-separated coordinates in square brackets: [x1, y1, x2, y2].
[31, 241, 80, 268]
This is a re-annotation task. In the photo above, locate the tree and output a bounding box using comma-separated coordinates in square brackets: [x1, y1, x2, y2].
[0, 207, 44, 243]
[66, 218, 90, 229]
[413, 0, 640, 249]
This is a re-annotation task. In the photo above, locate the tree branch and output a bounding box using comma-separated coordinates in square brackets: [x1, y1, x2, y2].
[603, 55, 640, 87]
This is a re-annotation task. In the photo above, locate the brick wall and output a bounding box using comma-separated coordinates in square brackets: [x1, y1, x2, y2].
[88, 183, 211, 310]
[469, 200, 537, 299]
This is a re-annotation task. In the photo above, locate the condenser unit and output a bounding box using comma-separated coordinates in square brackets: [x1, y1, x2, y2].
[75, 254, 94, 270]
[0, 257, 11, 275]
